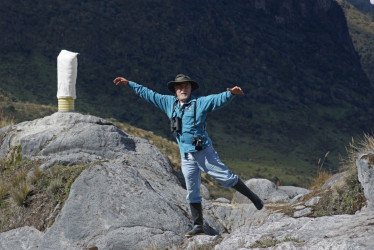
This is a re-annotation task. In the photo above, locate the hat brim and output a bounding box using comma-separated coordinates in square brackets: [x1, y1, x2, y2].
[167, 80, 199, 93]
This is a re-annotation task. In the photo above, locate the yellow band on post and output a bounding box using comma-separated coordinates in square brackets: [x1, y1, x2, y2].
[58, 97, 74, 112]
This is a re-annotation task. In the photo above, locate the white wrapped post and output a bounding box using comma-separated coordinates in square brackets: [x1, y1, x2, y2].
[57, 50, 79, 112]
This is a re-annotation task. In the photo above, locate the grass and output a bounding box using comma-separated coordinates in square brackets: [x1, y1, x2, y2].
[0, 161, 87, 233]
[28, 166, 42, 185]
[10, 181, 30, 206]
[250, 237, 304, 248]
[0, 180, 9, 201]
[0, 111, 14, 128]
[309, 151, 332, 190]
[0, 137, 88, 232]
[0, 93, 56, 126]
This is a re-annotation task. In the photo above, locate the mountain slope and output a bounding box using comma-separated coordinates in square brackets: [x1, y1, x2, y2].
[338, 0, 374, 84]
[0, 0, 372, 186]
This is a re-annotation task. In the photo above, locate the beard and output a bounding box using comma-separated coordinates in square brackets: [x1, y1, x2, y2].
[178, 93, 190, 102]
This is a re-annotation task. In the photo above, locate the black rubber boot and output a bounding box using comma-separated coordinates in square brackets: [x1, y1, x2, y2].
[185, 203, 205, 237]
[233, 179, 264, 210]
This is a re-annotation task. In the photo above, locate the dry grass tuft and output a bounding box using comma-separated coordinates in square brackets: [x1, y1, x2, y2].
[341, 134, 374, 173]
[12, 169, 27, 187]
[0, 180, 9, 201]
[310, 151, 332, 190]
[10, 181, 30, 206]
[0, 111, 14, 128]
[27, 166, 42, 185]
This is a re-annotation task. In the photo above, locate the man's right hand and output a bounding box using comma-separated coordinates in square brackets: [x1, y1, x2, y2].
[113, 77, 129, 86]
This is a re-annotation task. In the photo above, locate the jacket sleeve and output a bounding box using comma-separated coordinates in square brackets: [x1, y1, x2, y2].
[128, 81, 174, 115]
[198, 91, 236, 113]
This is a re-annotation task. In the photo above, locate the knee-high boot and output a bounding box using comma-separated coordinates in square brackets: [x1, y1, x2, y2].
[233, 179, 264, 210]
[185, 202, 205, 237]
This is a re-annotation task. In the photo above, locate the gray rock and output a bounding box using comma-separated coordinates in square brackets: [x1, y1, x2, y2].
[305, 196, 321, 207]
[215, 198, 230, 203]
[200, 184, 211, 200]
[0, 226, 43, 250]
[278, 186, 311, 198]
[0, 113, 226, 250]
[0, 112, 136, 170]
[321, 171, 349, 190]
[293, 207, 312, 218]
[215, 211, 374, 250]
[288, 194, 304, 205]
[2, 112, 374, 250]
[233, 179, 310, 204]
[174, 235, 220, 250]
[357, 152, 374, 210]
[38, 161, 189, 250]
[208, 203, 268, 232]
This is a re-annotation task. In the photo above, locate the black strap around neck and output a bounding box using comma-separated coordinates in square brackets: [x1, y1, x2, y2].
[171, 99, 200, 137]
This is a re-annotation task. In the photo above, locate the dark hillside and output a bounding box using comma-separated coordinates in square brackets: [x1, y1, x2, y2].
[0, 0, 372, 186]
[338, 0, 374, 85]
[346, 0, 374, 16]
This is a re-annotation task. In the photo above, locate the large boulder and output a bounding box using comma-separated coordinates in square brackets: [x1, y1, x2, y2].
[232, 178, 310, 204]
[0, 112, 226, 249]
[0, 112, 136, 169]
[39, 161, 189, 249]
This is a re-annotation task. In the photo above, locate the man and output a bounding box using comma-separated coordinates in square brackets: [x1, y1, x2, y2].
[113, 74, 263, 237]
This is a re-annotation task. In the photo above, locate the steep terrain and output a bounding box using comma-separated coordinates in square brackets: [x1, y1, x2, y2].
[338, 0, 374, 84]
[0, 0, 373, 186]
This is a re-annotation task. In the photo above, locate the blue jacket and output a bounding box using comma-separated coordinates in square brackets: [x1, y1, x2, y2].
[128, 81, 236, 154]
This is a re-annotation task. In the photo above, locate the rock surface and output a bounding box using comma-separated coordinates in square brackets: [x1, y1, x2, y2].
[357, 152, 374, 211]
[1, 112, 374, 250]
[232, 178, 310, 204]
[0, 226, 43, 250]
[214, 211, 374, 250]
[0, 113, 225, 249]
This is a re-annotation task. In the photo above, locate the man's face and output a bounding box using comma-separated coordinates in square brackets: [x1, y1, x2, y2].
[175, 82, 192, 103]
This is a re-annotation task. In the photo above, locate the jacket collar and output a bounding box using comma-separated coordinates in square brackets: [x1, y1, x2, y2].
[176, 95, 197, 108]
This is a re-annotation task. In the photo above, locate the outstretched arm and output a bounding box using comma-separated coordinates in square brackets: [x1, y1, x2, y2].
[113, 76, 174, 115]
[198, 86, 244, 113]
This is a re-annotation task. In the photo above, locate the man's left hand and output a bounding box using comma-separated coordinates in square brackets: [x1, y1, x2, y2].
[227, 86, 244, 95]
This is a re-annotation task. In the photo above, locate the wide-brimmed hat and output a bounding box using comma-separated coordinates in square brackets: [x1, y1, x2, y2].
[167, 74, 199, 93]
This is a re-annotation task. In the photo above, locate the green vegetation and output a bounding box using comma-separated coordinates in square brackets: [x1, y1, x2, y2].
[0, 143, 87, 232]
[0, 93, 57, 126]
[311, 135, 370, 216]
[313, 171, 365, 216]
[250, 237, 304, 248]
[338, 0, 374, 84]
